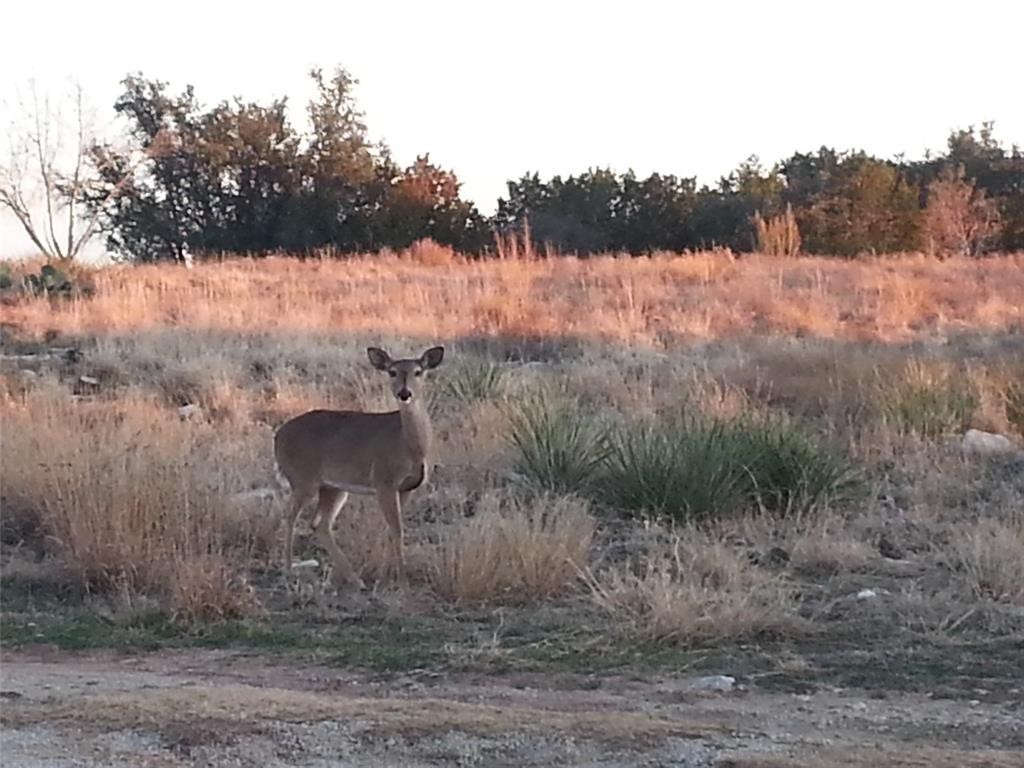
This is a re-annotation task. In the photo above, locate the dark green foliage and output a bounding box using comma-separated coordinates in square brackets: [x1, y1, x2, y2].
[495, 168, 699, 253]
[779, 150, 923, 255]
[741, 417, 861, 514]
[0, 264, 14, 291]
[504, 391, 859, 520]
[22, 264, 74, 296]
[601, 416, 754, 520]
[83, 62, 1023, 260]
[507, 392, 610, 494]
[600, 414, 859, 521]
[85, 68, 484, 262]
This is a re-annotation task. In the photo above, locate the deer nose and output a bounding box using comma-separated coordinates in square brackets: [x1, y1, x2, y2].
[397, 388, 412, 402]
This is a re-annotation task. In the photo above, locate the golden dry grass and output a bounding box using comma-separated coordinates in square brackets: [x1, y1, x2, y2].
[3, 252, 1022, 345]
[429, 491, 595, 601]
[587, 525, 805, 642]
[2, 249, 1023, 632]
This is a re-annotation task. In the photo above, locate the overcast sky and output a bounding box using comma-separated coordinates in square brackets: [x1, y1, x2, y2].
[2, 0, 1023, 258]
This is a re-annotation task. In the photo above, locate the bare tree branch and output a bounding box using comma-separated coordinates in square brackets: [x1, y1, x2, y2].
[0, 79, 163, 262]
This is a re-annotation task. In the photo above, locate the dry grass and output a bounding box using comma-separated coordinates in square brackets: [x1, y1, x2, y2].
[588, 525, 804, 642]
[948, 518, 1024, 605]
[429, 491, 595, 602]
[2, 249, 1023, 637]
[3, 252, 1022, 346]
[167, 554, 262, 623]
[0, 382, 262, 618]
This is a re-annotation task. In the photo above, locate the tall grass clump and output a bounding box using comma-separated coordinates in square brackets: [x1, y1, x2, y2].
[506, 390, 609, 494]
[601, 416, 753, 520]
[587, 526, 803, 642]
[877, 360, 978, 439]
[1, 387, 259, 621]
[429, 491, 594, 602]
[997, 374, 1024, 437]
[948, 519, 1024, 605]
[744, 417, 861, 514]
[601, 413, 858, 521]
[445, 358, 506, 403]
[753, 204, 801, 257]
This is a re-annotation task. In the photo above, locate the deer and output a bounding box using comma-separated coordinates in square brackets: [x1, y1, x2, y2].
[273, 345, 445, 589]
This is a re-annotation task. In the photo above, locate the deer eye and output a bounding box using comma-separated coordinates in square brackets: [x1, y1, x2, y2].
[388, 370, 397, 378]
[414, 369, 423, 377]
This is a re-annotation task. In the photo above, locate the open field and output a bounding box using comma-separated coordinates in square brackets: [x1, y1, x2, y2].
[2, 250, 1024, 766]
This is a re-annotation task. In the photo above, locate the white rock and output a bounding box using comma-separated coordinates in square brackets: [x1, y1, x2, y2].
[690, 675, 735, 691]
[231, 488, 277, 505]
[962, 429, 1017, 457]
[177, 403, 201, 420]
[857, 589, 878, 600]
[78, 375, 99, 386]
[291, 559, 320, 570]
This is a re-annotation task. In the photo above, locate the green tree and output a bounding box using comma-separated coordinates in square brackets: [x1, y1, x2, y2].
[781, 150, 922, 255]
[372, 154, 485, 250]
[87, 75, 210, 262]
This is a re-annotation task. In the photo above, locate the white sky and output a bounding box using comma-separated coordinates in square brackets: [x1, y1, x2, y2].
[2, 0, 1023, 258]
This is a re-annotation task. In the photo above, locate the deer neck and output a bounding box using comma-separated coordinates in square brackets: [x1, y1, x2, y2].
[398, 400, 432, 461]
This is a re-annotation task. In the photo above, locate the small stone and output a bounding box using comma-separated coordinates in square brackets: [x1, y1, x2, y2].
[177, 403, 201, 420]
[689, 675, 735, 691]
[962, 429, 1017, 457]
[856, 589, 878, 600]
[231, 488, 277, 505]
[78, 375, 99, 386]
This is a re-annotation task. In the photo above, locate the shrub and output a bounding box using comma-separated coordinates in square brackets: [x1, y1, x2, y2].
[0, 263, 14, 292]
[506, 391, 609, 494]
[429, 491, 594, 602]
[878, 361, 978, 439]
[743, 417, 860, 514]
[601, 416, 753, 520]
[949, 519, 1024, 605]
[754, 204, 801, 257]
[1, 388, 257, 620]
[600, 413, 858, 521]
[999, 377, 1024, 437]
[445, 359, 506, 403]
[168, 554, 262, 624]
[587, 526, 803, 642]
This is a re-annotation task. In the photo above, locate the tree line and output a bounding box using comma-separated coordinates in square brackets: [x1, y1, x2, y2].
[4, 67, 1023, 263]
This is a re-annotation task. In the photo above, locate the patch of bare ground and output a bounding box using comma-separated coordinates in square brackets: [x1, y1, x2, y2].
[2, 648, 1022, 767]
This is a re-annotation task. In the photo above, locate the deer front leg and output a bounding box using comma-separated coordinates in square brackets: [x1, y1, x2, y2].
[376, 488, 406, 584]
[282, 489, 313, 573]
[314, 487, 364, 590]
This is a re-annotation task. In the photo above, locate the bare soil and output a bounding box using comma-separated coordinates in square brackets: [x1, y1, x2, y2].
[1, 646, 1021, 767]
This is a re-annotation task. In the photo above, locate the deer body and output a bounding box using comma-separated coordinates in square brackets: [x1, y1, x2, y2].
[273, 346, 444, 589]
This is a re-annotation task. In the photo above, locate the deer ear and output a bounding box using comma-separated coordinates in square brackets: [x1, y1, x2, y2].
[367, 347, 392, 371]
[421, 346, 445, 369]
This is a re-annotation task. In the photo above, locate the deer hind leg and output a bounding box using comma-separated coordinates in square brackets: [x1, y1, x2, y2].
[283, 487, 314, 573]
[313, 487, 364, 590]
[376, 488, 406, 584]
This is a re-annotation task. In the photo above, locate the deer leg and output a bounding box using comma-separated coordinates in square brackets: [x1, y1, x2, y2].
[313, 487, 364, 590]
[376, 488, 406, 584]
[283, 488, 313, 572]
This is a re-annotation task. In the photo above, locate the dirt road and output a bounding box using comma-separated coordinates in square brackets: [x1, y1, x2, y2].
[1, 647, 1021, 767]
